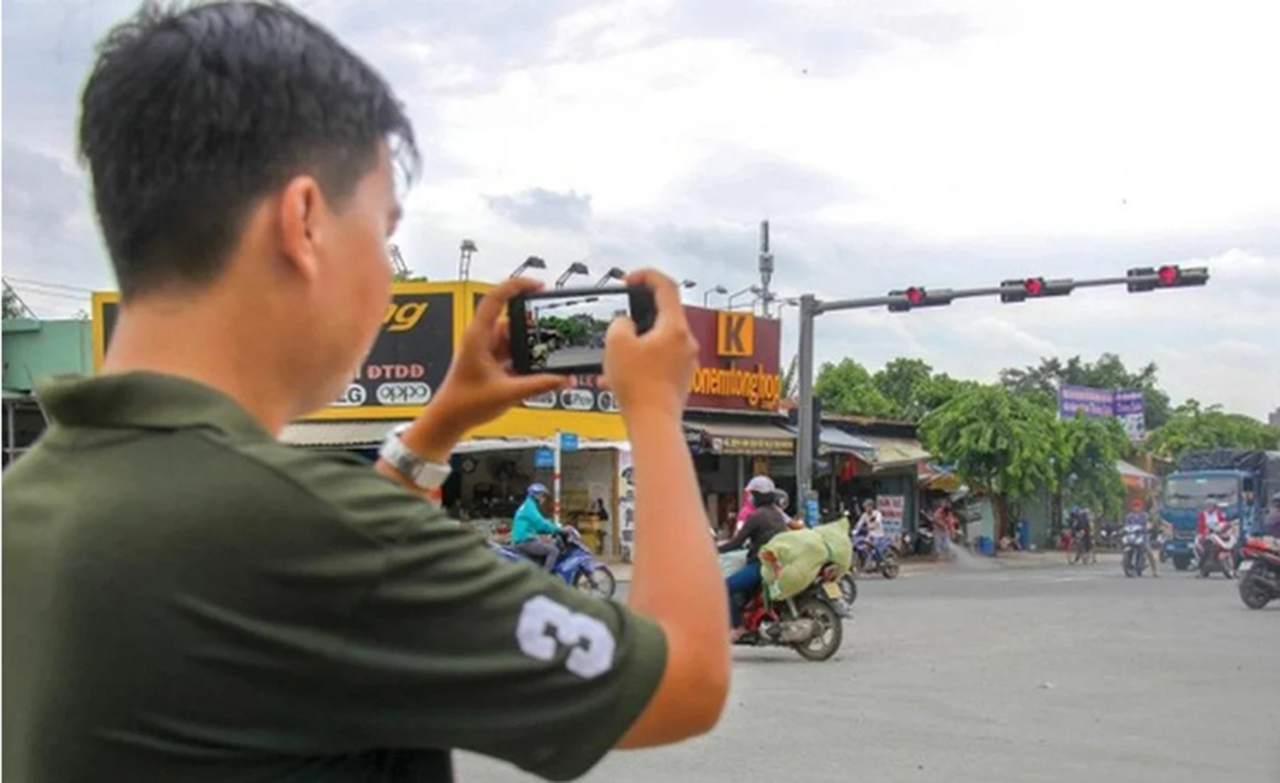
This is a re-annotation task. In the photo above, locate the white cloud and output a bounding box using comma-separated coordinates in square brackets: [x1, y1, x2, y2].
[3, 0, 1278, 418]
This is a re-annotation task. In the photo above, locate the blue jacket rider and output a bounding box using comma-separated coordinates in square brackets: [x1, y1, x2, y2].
[512, 484, 561, 572]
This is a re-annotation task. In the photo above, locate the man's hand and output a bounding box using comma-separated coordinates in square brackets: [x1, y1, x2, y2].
[396, 278, 568, 464]
[603, 270, 699, 423]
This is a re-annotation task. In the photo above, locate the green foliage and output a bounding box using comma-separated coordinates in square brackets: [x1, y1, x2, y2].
[919, 384, 1061, 501]
[815, 359, 897, 418]
[1057, 415, 1127, 518]
[1000, 353, 1172, 430]
[813, 357, 978, 420]
[3, 287, 27, 319]
[1146, 408, 1280, 459]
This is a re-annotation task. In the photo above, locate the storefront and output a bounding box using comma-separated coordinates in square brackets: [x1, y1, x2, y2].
[824, 416, 931, 542]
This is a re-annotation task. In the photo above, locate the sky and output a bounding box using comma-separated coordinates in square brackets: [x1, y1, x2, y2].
[3, 0, 1278, 419]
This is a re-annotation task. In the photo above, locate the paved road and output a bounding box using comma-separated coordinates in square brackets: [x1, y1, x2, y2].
[545, 345, 602, 370]
[458, 554, 1280, 783]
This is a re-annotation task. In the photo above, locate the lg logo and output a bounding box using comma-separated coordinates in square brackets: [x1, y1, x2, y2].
[516, 595, 615, 679]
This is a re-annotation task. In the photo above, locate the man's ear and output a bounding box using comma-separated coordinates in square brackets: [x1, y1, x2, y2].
[278, 175, 326, 282]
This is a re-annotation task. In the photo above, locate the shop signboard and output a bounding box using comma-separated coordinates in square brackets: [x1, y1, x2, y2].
[709, 435, 795, 457]
[1058, 384, 1146, 442]
[684, 307, 783, 412]
[878, 494, 905, 538]
[93, 283, 460, 421]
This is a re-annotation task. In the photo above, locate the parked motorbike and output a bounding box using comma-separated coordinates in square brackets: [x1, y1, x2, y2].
[1238, 536, 1280, 610]
[1121, 523, 1148, 578]
[853, 531, 900, 579]
[490, 527, 617, 598]
[735, 563, 845, 661]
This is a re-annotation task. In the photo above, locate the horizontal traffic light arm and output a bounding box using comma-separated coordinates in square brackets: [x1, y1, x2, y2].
[810, 267, 1208, 316]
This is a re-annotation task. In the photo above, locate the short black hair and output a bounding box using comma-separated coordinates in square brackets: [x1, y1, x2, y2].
[78, 1, 419, 299]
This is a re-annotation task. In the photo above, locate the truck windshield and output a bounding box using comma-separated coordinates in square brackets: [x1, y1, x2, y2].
[1163, 477, 1239, 510]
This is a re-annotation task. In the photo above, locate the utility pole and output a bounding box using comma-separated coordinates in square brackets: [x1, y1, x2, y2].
[793, 266, 1209, 517]
[758, 220, 774, 317]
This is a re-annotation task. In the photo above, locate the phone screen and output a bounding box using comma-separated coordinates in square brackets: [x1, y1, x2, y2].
[524, 290, 629, 372]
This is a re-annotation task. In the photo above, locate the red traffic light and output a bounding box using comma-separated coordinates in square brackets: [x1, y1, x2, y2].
[1024, 278, 1044, 296]
[905, 287, 926, 306]
[1158, 265, 1179, 286]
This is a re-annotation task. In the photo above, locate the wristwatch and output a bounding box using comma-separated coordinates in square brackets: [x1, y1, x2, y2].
[379, 423, 453, 490]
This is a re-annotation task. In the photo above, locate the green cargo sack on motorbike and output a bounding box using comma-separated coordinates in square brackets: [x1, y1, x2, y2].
[759, 516, 853, 601]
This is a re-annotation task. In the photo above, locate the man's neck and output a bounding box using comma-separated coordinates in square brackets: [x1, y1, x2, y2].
[102, 298, 299, 436]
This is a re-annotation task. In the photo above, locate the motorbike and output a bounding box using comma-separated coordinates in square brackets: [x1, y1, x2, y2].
[735, 563, 846, 661]
[853, 531, 900, 579]
[1121, 523, 1149, 578]
[1237, 536, 1280, 610]
[1197, 529, 1237, 579]
[490, 527, 617, 598]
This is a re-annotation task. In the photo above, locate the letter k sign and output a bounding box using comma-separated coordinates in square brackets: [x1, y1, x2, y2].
[717, 311, 754, 357]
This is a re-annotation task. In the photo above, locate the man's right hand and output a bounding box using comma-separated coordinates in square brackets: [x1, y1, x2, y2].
[604, 270, 699, 423]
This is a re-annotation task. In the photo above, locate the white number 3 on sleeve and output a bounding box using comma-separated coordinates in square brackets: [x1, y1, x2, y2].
[516, 595, 616, 679]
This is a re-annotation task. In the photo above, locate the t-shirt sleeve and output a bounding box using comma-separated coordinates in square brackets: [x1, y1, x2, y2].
[327, 473, 666, 781]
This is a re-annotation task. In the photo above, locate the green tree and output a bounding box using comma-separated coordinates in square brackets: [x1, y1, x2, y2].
[1057, 415, 1127, 519]
[920, 384, 1061, 539]
[1146, 407, 1280, 460]
[1000, 353, 1172, 430]
[815, 358, 897, 418]
[3, 286, 28, 319]
[871, 358, 934, 420]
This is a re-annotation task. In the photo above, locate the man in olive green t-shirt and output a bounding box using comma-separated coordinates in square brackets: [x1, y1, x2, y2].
[1, 4, 729, 782]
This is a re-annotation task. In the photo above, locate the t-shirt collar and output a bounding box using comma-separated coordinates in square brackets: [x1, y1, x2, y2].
[36, 372, 273, 442]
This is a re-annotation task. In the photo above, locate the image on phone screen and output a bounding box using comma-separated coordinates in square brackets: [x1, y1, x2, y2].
[524, 290, 628, 372]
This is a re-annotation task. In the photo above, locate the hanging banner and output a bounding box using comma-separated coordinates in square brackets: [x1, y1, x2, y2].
[878, 495, 905, 538]
[1058, 384, 1146, 442]
[617, 450, 636, 563]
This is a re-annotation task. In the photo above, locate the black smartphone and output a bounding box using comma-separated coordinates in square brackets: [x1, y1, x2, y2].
[509, 285, 657, 375]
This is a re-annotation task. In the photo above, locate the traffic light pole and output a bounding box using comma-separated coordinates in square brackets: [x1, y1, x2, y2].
[793, 268, 1207, 512]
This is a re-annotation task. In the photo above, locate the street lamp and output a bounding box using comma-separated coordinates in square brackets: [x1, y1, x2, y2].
[680, 279, 697, 289]
[702, 285, 728, 307]
[594, 267, 626, 287]
[458, 239, 478, 280]
[728, 285, 762, 310]
[555, 262, 590, 288]
[509, 255, 547, 278]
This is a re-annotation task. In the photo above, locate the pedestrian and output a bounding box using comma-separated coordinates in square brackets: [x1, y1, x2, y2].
[0, 4, 729, 780]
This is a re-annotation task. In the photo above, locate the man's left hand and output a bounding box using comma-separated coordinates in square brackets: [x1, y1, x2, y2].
[399, 278, 568, 462]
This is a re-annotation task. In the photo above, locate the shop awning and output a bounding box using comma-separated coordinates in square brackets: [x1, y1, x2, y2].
[781, 424, 876, 457]
[453, 437, 553, 454]
[278, 420, 400, 447]
[686, 420, 795, 456]
[857, 435, 931, 471]
[1118, 459, 1159, 489]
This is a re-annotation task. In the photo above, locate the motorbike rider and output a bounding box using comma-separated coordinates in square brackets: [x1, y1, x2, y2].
[732, 475, 774, 536]
[511, 483, 562, 572]
[719, 476, 789, 641]
[1068, 506, 1093, 560]
[854, 498, 889, 566]
[774, 489, 808, 531]
[1195, 499, 1224, 566]
[1265, 492, 1280, 538]
[1203, 503, 1238, 578]
[1122, 498, 1158, 577]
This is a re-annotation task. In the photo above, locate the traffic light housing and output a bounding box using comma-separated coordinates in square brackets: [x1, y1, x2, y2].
[1000, 277, 1074, 304]
[1127, 265, 1209, 293]
[888, 287, 954, 312]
